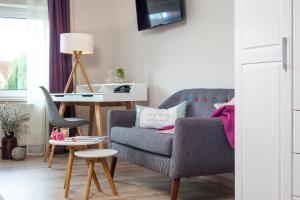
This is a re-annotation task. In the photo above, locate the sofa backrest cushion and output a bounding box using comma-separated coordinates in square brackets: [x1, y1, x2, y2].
[158, 89, 234, 118]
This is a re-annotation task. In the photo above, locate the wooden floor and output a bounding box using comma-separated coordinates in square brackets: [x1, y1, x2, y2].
[0, 155, 234, 200]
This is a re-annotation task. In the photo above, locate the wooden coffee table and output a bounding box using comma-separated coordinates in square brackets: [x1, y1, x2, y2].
[75, 149, 118, 200]
[49, 139, 105, 198]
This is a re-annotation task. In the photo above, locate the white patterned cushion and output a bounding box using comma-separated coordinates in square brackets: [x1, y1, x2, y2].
[135, 101, 187, 129]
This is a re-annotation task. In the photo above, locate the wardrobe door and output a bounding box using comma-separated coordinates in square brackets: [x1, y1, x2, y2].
[294, 0, 300, 110]
[294, 0, 300, 199]
[235, 0, 292, 199]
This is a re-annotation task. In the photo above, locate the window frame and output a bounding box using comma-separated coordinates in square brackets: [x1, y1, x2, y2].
[0, 4, 28, 100]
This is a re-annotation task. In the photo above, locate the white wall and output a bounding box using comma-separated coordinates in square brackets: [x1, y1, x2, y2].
[71, 0, 112, 84]
[71, 0, 234, 107]
[110, 0, 234, 106]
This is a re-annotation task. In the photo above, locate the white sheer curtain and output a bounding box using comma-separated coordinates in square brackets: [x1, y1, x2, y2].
[26, 0, 49, 155]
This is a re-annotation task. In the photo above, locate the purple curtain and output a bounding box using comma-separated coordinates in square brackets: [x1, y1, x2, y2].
[48, 0, 72, 94]
[48, 0, 75, 139]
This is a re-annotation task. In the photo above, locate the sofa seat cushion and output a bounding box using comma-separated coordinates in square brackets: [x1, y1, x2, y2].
[111, 127, 173, 157]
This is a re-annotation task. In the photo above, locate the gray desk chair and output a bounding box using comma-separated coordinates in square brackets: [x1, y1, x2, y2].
[40, 86, 89, 168]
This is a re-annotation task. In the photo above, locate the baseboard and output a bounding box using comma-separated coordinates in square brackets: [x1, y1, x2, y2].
[27, 145, 44, 155]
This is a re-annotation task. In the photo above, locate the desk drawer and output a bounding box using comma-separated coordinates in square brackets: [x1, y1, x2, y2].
[294, 111, 300, 153]
[294, 154, 300, 196]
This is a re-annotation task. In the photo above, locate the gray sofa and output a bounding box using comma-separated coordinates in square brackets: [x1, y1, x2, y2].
[107, 89, 234, 200]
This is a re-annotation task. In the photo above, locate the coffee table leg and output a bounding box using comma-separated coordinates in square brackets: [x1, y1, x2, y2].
[64, 148, 74, 198]
[100, 158, 118, 195]
[85, 159, 95, 200]
[85, 159, 102, 192]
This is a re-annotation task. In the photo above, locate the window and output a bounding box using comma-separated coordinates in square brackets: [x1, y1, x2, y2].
[0, 17, 27, 91]
[0, 4, 28, 99]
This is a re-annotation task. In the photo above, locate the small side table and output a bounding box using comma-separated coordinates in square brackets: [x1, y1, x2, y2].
[49, 139, 104, 198]
[75, 149, 118, 200]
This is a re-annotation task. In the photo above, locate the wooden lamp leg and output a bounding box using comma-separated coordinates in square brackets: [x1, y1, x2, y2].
[64, 60, 79, 93]
[78, 60, 93, 93]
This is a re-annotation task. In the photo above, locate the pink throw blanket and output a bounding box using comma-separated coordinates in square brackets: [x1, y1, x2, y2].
[210, 105, 235, 148]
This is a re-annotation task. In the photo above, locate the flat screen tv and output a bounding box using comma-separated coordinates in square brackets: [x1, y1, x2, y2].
[135, 0, 183, 31]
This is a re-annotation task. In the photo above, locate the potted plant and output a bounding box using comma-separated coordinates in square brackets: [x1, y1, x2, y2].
[116, 67, 127, 83]
[0, 104, 30, 160]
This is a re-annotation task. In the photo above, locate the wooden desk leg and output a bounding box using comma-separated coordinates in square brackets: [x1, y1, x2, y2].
[64, 148, 75, 198]
[95, 104, 105, 148]
[100, 158, 118, 195]
[85, 159, 95, 200]
[88, 105, 95, 136]
[125, 101, 133, 110]
[85, 159, 102, 192]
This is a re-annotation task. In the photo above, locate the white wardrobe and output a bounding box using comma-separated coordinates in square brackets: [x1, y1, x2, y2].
[294, 1, 300, 200]
[235, 0, 293, 199]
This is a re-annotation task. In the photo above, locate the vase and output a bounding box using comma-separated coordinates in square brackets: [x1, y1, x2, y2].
[1, 132, 17, 160]
[114, 76, 127, 83]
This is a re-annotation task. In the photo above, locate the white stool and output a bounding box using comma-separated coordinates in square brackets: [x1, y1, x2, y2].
[75, 149, 118, 200]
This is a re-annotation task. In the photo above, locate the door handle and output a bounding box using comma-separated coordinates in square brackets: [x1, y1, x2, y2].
[282, 37, 288, 71]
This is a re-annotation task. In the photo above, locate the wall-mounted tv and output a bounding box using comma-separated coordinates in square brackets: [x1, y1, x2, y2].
[135, 0, 183, 31]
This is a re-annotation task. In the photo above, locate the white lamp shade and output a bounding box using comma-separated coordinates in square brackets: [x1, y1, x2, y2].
[60, 33, 94, 54]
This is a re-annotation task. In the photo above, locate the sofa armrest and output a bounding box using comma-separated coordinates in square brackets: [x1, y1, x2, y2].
[107, 109, 136, 137]
[170, 117, 234, 178]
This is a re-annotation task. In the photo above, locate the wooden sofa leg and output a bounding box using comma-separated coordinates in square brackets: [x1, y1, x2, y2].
[171, 178, 180, 200]
[110, 156, 118, 178]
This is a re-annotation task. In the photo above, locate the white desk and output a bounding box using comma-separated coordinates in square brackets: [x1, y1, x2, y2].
[51, 83, 147, 141]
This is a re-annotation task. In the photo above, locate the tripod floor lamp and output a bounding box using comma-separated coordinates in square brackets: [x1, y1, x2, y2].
[60, 33, 94, 93]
